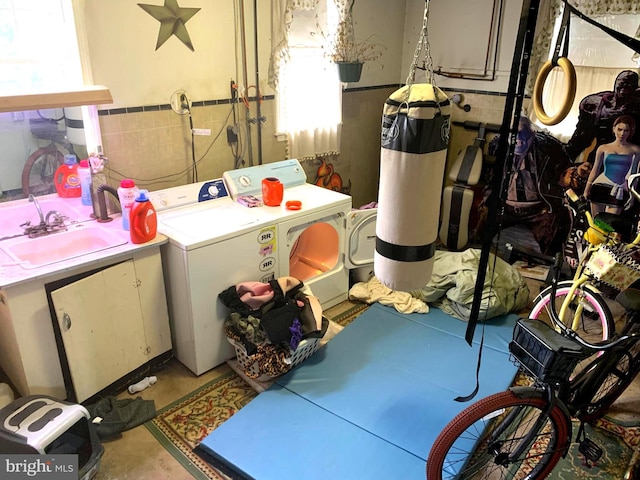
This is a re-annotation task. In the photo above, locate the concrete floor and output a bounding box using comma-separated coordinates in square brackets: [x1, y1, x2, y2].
[94, 358, 229, 480]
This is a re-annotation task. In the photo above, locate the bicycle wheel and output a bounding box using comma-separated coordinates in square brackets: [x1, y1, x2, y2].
[22, 144, 63, 196]
[426, 388, 570, 480]
[530, 280, 615, 343]
[571, 339, 640, 422]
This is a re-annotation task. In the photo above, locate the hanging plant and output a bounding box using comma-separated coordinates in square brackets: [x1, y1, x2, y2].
[312, 0, 386, 82]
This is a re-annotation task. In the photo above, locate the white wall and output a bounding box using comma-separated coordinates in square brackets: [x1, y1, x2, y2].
[402, 0, 524, 92]
[84, 0, 408, 110]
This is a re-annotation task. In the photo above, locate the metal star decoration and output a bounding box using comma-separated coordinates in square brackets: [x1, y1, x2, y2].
[138, 0, 201, 52]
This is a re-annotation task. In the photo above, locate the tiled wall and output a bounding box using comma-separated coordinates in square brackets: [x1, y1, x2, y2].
[98, 96, 285, 192]
[98, 86, 521, 207]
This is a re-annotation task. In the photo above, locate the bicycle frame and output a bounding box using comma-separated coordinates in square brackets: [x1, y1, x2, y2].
[556, 188, 640, 332]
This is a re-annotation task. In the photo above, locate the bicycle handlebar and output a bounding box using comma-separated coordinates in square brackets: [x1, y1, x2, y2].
[565, 186, 640, 247]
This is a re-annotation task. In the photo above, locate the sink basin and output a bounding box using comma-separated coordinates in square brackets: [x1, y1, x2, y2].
[0, 198, 91, 237]
[1, 226, 128, 269]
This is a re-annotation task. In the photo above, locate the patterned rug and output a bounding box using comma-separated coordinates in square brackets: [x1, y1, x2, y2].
[145, 301, 638, 479]
[145, 367, 256, 480]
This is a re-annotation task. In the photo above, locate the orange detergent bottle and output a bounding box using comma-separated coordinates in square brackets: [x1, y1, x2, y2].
[54, 154, 81, 198]
[130, 189, 157, 244]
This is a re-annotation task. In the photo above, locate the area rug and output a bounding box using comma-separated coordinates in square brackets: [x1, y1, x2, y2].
[145, 367, 257, 480]
[547, 419, 639, 479]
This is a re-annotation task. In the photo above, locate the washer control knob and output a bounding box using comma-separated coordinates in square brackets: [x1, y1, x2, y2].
[239, 175, 251, 187]
[208, 185, 219, 197]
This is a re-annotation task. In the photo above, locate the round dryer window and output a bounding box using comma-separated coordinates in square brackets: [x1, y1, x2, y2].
[289, 222, 339, 281]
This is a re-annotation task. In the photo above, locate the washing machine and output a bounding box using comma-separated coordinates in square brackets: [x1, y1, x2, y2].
[151, 159, 375, 376]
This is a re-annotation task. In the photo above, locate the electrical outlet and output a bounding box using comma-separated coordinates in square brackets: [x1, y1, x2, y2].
[227, 125, 238, 143]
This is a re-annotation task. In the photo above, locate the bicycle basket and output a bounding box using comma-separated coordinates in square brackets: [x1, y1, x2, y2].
[509, 318, 586, 383]
[585, 244, 640, 290]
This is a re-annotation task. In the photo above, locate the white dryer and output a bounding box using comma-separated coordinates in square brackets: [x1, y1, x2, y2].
[151, 160, 374, 376]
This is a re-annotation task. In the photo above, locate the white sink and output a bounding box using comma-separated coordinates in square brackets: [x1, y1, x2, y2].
[0, 198, 90, 237]
[1, 225, 128, 269]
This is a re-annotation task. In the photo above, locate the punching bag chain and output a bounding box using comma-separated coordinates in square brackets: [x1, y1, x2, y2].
[406, 0, 435, 88]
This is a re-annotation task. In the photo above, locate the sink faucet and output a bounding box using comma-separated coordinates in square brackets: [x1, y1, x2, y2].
[28, 194, 45, 225]
[96, 184, 121, 223]
[45, 210, 65, 228]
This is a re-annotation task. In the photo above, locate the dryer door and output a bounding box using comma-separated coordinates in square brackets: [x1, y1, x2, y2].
[278, 206, 348, 308]
[345, 208, 377, 269]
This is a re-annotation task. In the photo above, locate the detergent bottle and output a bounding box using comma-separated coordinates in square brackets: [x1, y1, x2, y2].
[130, 189, 157, 244]
[54, 154, 81, 198]
[78, 159, 92, 206]
[117, 179, 138, 231]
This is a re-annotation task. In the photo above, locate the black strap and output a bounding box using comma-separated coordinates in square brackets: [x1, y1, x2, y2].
[375, 237, 436, 263]
[473, 124, 487, 148]
[455, 331, 484, 402]
[565, 2, 640, 55]
[446, 186, 466, 250]
[552, 2, 571, 65]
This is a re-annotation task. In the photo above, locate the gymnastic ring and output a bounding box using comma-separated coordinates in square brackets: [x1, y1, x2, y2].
[532, 57, 577, 126]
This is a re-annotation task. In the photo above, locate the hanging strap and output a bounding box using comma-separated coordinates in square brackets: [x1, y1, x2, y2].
[565, 3, 640, 55]
[552, 1, 571, 65]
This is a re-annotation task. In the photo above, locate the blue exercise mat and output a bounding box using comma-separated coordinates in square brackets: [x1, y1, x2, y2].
[199, 303, 520, 480]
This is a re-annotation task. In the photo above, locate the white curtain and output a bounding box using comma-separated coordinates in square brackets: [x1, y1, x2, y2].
[527, 0, 640, 94]
[271, 0, 342, 160]
[529, 4, 640, 139]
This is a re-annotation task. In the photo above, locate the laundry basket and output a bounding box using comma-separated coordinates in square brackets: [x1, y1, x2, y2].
[228, 317, 329, 380]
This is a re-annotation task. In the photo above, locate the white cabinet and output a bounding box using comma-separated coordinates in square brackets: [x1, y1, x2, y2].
[52, 260, 148, 402]
[0, 247, 171, 400]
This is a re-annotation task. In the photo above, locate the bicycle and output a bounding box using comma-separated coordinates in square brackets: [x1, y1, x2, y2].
[528, 184, 640, 344]
[21, 113, 78, 197]
[426, 254, 640, 479]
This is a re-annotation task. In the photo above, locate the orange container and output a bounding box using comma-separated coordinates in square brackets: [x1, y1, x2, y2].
[130, 189, 157, 244]
[262, 177, 283, 206]
[54, 154, 81, 198]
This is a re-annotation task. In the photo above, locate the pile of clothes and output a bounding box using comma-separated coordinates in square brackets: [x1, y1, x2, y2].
[350, 249, 529, 321]
[219, 276, 327, 378]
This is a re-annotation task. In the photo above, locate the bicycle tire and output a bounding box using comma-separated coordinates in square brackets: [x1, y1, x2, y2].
[530, 280, 615, 342]
[426, 388, 570, 480]
[572, 340, 640, 422]
[22, 144, 63, 196]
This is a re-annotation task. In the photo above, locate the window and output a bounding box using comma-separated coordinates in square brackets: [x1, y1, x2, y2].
[274, 1, 342, 160]
[0, 0, 104, 199]
[0, 0, 84, 95]
[534, 11, 640, 140]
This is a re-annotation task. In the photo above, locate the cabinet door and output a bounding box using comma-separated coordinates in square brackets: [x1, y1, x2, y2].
[51, 260, 146, 402]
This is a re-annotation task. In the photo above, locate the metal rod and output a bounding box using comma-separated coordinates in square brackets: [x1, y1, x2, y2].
[238, 0, 253, 166]
[253, 0, 263, 165]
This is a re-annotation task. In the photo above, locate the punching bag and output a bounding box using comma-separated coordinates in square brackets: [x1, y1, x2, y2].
[375, 84, 450, 292]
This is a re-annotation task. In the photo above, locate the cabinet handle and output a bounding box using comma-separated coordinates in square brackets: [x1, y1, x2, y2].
[62, 312, 71, 331]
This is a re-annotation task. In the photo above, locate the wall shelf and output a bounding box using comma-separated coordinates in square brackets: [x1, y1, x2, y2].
[0, 86, 113, 113]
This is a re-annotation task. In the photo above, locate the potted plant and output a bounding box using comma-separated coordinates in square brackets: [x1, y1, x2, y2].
[314, 0, 385, 83]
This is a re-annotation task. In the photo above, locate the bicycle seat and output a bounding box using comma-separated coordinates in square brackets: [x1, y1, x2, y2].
[615, 288, 640, 315]
[595, 212, 635, 242]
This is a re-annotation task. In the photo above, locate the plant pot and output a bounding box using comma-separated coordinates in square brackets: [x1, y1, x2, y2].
[336, 62, 363, 83]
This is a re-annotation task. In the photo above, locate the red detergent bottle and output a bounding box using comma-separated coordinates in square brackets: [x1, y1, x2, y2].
[54, 154, 81, 198]
[129, 189, 157, 244]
